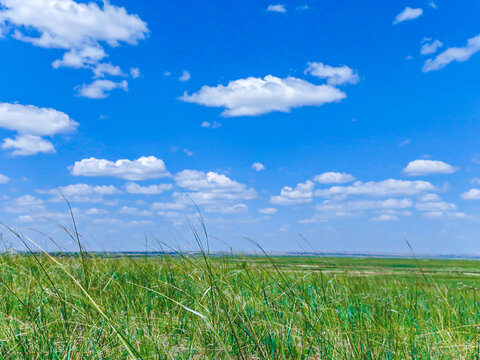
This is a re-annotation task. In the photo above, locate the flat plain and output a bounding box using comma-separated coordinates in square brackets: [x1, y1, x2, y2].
[1, 251, 480, 359]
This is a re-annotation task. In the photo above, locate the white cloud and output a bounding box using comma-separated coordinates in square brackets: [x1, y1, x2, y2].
[314, 172, 355, 184]
[0, 102, 77, 155]
[372, 214, 398, 222]
[130, 67, 140, 78]
[419, 193, 441, 202]
[315, 179, 437, 198]
[76, 79, 128, 99]
[429, 2, 437, 9]
[462, 188, 480, 200]
[124, 182, 173, 195]
[39, 183, 120, 196]
[252, 162, 265, 171]
[70, 156, 170, 180]
[415, 201, 457, 211]
[0, 102, 78, 135]
[85, 207, 108, 215]
[271, 180, 314, 205]
[151, 202, 186, 210]
[403, 160, 457, 176]
[305, 62, 359, 86]
[296, 5, 310, 11]
[0, 0, 148, 77]
[179, 70, 191, 82]
[423, 34, 480, 72]
[316, 198, 412, 212]
[119, 206, 152, 216]
[470, 177, 480, 185]
[183, 148, 194, 156]
[267, 4, 286, 13]
[174, 170, 257, 206]
[0, 173, 9, 183]
[180, 75, 347, 117]
[393, 7, 423, 24]
[201, 121, 222, 128]
[259, 207, 277, 214]
[5, 194, 45, 213]
[421, 39, 443, 55]
[2, 134, 55, 155]
[205, 203, 248, 214]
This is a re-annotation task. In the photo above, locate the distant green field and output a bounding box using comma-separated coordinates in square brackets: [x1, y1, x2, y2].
[1, 252, 480, 359]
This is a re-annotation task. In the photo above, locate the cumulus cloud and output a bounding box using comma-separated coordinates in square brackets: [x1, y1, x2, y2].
[252, 162, 265, 171]
[0, 102, 78, 135]
[0, 102, 78, 155]
[393, 7, 423, 24]
[2, 134, 55, 155]
[305, 63, 359, 85]
[174, 170, 257, 207]
[315, 179, 437, 198]
[0, 0, 148, 78]
[403, 160, 457, 176]
[462, 188, 480, 200]
[124, 182, 173, 195]
[0, 173, 9, 183]
[267, 4, 286, 13]
[259, 207, 277, 214]
[180, 75, 346, 117]
[314, 172, 355, 184]
[70, 156, 170, 180]
[76, 79, 128, 99]
[421, 39, 443, 55]
[422, 34, 480, 72]
[270, 180, 314, 205]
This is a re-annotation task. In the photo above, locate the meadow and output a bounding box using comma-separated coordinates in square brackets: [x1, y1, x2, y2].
[1, 235, 480, 359]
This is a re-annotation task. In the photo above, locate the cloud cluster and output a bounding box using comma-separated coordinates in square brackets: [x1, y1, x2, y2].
[271, 180, 314, 205]
[0, 0, 148, 97]
[421, 39, 443, 55]
[423, 34, 480, 72]
[174, 170, 257, 207]
[70, 156, 170, 180]
[0, 102, 78, 155]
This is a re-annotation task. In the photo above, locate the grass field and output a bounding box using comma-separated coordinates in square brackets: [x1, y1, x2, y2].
[2, 239, 480, 359]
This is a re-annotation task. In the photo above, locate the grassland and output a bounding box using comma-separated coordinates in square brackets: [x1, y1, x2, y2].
[1, 244, 480, 359]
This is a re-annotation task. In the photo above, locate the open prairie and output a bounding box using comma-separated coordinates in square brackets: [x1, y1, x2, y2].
[1, 250, 480, 359]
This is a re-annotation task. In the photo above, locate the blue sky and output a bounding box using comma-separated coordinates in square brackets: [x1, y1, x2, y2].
[1, 0, 480, 253]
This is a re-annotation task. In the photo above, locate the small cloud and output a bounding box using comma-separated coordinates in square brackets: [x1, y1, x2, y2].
[296, 4, 310, 11]
[471, 177, 480, 185]
[314, 172, 355, 184]
[393, 7, 423, 24]
[179, 70, 191, 82]
[259, 207, 277, 214]
[0, 173, 9, 184]
[429, 1, 437, 9]
[421, 39, 443, 55]
[130, 67, 140, 78]
[399, 139, 411, 146]
[252, 162, 265, 171]
[305, 62, 359, 86]
[201, 121, 222, 128]
[76, 79, 128, 99]
[183, 148, 194, 156]
[462, 188, 480, 200]
[267, 4, 286, 13]
[405, 55, 413, 60]
[403, 160, 457, 176]
[164, 71, 171, 76]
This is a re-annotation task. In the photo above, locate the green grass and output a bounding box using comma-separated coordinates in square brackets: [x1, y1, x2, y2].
[2, 244, 480, 358]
